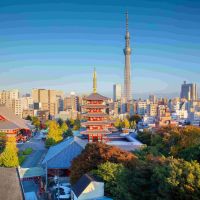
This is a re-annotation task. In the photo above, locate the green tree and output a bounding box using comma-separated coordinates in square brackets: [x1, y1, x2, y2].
[153, 157, 200, 199]
[73, 119, 81, 130]
[1, 137, 19, 167]
[93, 162, 125, 197]
[45, 138, 56, 148]
[25, 115, 32, 121]
[63, 129, 73, 139]
[57, 118, 64, 126]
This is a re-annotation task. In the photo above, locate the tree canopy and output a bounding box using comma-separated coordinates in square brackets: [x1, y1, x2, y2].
[70, 142, 136, 184]
[0, 137, 19, 167]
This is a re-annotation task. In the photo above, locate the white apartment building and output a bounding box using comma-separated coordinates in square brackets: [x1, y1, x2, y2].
[137, 100, 147, 116]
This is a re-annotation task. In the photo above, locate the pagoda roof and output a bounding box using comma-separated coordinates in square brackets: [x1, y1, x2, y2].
[82, 113, 108, 117]
[81, 121, 110, 126]
[82, 104, 107, 109]
[84, 93, 108, 101]
[81, 130, 111, 134]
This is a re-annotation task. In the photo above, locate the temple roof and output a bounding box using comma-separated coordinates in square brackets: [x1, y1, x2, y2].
[84, 92, 108, 101]
[81, 130, 111, 134]
[0, 105, 30, 130]
[81, 121, 110, 126]
[82, 113, 108, 117]
[82, 104, 107, 109]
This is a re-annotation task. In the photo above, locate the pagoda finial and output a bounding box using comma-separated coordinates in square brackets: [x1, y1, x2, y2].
[126, 11, 128, 32]
[93, 67, 97, 93]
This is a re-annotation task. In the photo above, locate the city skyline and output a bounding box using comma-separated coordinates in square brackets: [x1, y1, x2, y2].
[0, 0, 200, 98]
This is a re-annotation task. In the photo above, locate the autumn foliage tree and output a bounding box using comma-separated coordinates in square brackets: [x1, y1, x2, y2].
[0, 137, 19, 167]
[70, 142, 137, 184]
[46, 121, 63, 147]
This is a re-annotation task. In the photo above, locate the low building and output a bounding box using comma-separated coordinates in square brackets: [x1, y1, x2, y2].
[71, 173, 112, 200]
[42, 137, 86, 178]
[0, 167, 24, 200]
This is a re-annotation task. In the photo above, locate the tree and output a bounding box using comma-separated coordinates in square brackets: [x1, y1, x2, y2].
[46, 121, 62, 144]
[123, 118, 130, 129]
[152, 157, 200, 199]
[25, 115, 32, 121]
[70, 142, 136, 184]
[114, 118, 122, 130]
[60, 122, 68, 133]
[45, 138, 56, 148]
[93, 162, 125, 197]
[73, 119, 81, 130]
[129, 114, 142, 124]
[1, 137, 19, 167]
[32, 116, 40, 129]
[0, 132, 6, 153]
[57, 118, 64, 126]
[130, 120, 136, 129]
[63, 129, 73, 139]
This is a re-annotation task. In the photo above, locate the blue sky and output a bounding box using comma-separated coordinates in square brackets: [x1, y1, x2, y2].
[0, 0, 200, 98]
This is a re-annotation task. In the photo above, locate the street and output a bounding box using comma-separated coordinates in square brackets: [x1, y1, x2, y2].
[18, 132, 47, 197]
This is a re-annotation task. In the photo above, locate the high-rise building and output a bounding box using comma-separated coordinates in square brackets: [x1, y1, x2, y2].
[123, 12, 132, 101]
[32, 89, 64, 116]
[113, 84, 122, 102]
[180, 81, 198, 101]
[0, 89, 22, 117]
[64, 92, 79, 112]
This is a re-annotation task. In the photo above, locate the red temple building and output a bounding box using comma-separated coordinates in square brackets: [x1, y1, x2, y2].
[0, 105, 31, 141]
[81, 69, 111, 142]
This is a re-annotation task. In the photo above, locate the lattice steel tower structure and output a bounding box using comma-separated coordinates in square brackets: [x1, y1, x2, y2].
[123, 11, 132, 101]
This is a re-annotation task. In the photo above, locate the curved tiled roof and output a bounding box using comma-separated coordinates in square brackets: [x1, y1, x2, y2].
[81, 121, 110, 126]
[82, 113, 108, 117]
[42, 137, 87, 169]
[0, 105, 29, 130]
[84, 93, 108, 101]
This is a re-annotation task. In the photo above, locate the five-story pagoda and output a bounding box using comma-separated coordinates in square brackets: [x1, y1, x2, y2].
[81, 69, 111, 142]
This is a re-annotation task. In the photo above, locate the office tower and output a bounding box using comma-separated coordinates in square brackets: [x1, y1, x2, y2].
[180, 81, 198, 101]
[64, 92, 79, 112]
[0, 89, 22, 117]
[113, 84, 122, 101]
[32, 89, 64, 116]
[123, 12, 132, 101]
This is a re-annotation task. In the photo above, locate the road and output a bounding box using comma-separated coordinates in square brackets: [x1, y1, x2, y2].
[18, 133, 47, 197]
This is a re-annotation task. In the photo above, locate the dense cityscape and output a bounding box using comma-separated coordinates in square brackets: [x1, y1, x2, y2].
[0, 1, 200, 200]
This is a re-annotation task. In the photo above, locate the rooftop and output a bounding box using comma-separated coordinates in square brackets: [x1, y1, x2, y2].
[84, 93, 108, 101]
[0, 105, 30, 130]
[0, 167, 24, 200]
[72, 173, 102, 198]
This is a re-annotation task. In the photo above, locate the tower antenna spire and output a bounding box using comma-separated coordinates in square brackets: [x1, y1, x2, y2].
[126, 11, 128, 32]
[93, 67, 97, 93]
